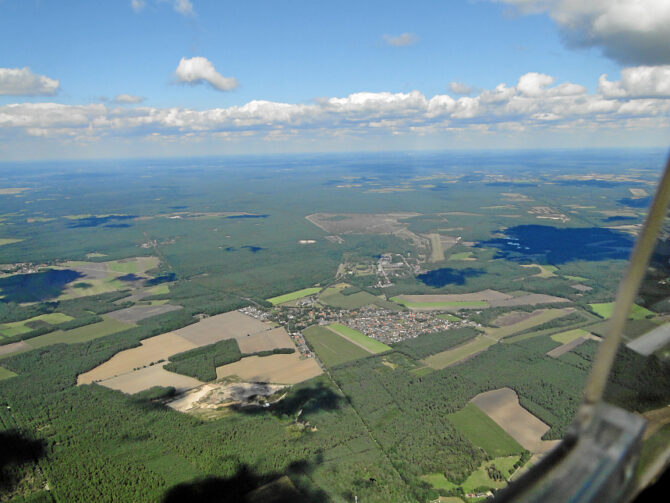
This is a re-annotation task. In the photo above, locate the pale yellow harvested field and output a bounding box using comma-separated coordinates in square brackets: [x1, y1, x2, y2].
[100, 365, 203, 394]
[237, 327, 294, 353]
[176, 311, 269, 346]
[78, 333, 198, 384]
[399, 289, 511, 303]
[493, 311, 536, 327]
[216, 353, 322, 384]
[471, 388, 559, 454]
[0, 341, 30, 356]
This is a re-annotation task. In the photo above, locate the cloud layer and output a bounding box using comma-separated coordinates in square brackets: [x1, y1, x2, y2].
[0, 67, 59, 96]
[175, 57, 238, 92]
[1, 68, 668, 148]
[495, 0, 670, 65]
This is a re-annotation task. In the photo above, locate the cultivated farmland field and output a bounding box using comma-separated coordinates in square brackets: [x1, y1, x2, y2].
[267, 287, 321, 305]
[590, 302, 655, 320]
[0, 341, 30, 358]
[320, 287, 402, 310]
[78, 333, 198, 384]
[237, 327, 293, 353]
[461, 456, 520, 493]
[551, 328, 591, 344]
[78, 311, 295, 394]
[423, 336, 497, 369]
[392, 299, 488, 310]
[25, 316, 133, 349]
[303, 325, 370, 367]
[484, 308, 575, 340]
[328, 323, 391, 353]
[175, 311, 269, 346]
[448, 403, 524, 457]
[215, 353, 322, 384]
[106, 304, 182, 323]
[0, 312, 74, 337]
[393, 290, 511, 310]
[0, 366, 17, 380]
[471, 388, 559, 453]
[100, 365, 203, 394]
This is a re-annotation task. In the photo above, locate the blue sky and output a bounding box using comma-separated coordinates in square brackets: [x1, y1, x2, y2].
[0, 0, 668, 159]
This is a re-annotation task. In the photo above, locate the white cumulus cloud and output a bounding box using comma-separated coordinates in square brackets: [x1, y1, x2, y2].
[516, 72, 555, 97]
[599, 66, 670, 98]
[0, 67, 59, 96]
[382, 33, 418, 47]
[449, 82, 474, 95]
[175, 57, 238, 92]
[1, 70, 668, 148]
[493, 0, 670, 65]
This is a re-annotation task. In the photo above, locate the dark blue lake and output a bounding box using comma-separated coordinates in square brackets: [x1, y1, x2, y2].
[227, 214, 269, 219]
[118, 273, 143, 282]
[417, 267, 484, 287]
[478, 225, 634, 264]
[603, 216, 637, 223]
[618, 196, 651, 208]
[145, 273, 176, 286]
[67, 215, 136, 228]
[0, 269, 83, 303]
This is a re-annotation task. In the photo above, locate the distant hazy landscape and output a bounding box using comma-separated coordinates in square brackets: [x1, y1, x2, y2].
[1, 149, 670, 503]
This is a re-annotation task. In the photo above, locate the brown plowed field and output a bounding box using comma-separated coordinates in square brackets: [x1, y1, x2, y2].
[471, 388, 559, 454]
[216, 353, 322, 384]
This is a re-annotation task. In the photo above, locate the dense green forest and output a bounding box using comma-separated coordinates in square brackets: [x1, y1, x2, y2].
[392, 327, 480, 359]
[0, 152, 667, 502]
[164, 339, 243, 381]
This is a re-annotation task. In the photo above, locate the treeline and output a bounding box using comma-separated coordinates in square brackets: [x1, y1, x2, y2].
[466, 303, 572, 327]
[164, 339, 243, 381]
[565, 341, 670, 413]
[0, 291, 129, 324]
[0, 330, 415, 502]
[392, 327, 480, 359]
[331, 335, 598, 489]
[510, 312, 587, 337]
[0, 291, 134, 347]
[165, 340, 295, 382]
[132, 386, 177, 401]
